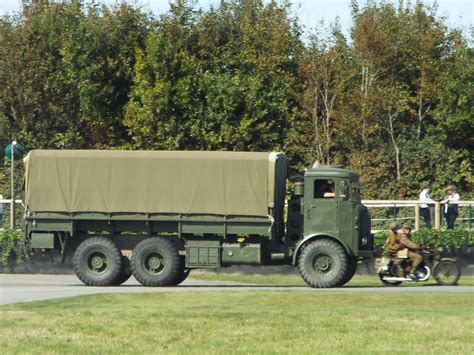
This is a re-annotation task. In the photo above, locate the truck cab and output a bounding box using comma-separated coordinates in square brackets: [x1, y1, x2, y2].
[287, 166, 373, 287]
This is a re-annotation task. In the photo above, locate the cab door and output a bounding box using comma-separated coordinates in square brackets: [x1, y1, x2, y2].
[337, 178, 354, 247]
[304, 177, 338, 236]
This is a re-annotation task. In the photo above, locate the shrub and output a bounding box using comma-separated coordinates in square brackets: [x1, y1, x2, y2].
[375, 229, 474, 249]
[0, 229, 29, 270]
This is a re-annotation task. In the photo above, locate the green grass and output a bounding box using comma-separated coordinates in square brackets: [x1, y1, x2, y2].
[1, 291, 473, 353]
[189, 272, 474, 287]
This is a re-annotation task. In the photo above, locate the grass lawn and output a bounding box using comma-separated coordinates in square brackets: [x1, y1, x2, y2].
[189, 272, 474, 287]
[1, 291, 473, 353]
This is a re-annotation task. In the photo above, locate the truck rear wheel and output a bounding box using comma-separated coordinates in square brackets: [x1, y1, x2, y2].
[170, 257, 190, 285]
[111, 256, 132, 286]
[131, 237, 181, 287]
[173, 269, 191, 285]
[73, 237, 122, 286]
[297, 239, 349, 288]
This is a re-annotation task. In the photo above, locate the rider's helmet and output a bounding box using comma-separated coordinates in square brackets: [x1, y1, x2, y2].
[402, 222, 414, 231]
[388, 222, 401, 231]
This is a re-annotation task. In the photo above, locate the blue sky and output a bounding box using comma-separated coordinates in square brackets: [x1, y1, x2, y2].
[1, 0, 472, 38]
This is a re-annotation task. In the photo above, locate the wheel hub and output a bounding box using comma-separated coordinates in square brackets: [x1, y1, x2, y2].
[145, 253, 165, 274]
[314, 255, 332, 273]
[91, 256, 105, 269]
[148, 256, 162, 270]
[87, 252, 108, 274]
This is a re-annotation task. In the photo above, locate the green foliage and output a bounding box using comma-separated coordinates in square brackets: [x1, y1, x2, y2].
[125, 0, 301, 151]
[374, 229, 474, 249]
[0, 1, 148, 150]
[0, 229, 28, 270]
[411, 229, 474, 249]
[0, 0, 472, 198]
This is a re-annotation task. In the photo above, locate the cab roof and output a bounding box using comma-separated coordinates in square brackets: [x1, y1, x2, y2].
[305, 166, 359, 180]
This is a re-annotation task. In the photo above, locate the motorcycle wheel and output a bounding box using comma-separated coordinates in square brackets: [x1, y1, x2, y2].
[378, 274, 402, 287]
[433, 260, 461, 286]
[415, 265, 431, 281]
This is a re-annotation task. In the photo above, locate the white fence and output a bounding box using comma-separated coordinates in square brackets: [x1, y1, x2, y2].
[363, 200, 474, 231]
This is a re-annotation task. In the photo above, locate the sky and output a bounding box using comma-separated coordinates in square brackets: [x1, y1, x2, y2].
[0, 0, 473, 38]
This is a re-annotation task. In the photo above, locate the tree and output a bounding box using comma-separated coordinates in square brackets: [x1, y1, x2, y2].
[297, 24, 354, 166]
[125, 0, 303, 152]
[0, 1, 148, 150]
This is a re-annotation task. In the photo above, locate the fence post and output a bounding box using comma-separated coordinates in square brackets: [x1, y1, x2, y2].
[10, 141, 16, 229]
[414, 203, 420, 230]
[469, 204, 472, 230]
[434, 202, 441, 229]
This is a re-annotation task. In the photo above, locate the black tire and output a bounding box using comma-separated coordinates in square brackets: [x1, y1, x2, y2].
[336, 255, 357, 287]
[174, 269, 191, 285]
[131, 237, 181, 287]
[73, 237, 122, 286]
[433, 260, 461, 286]
[378, 274, 403, 287]
[111, 256, 132, 286]
[297, 239, 349, 288]
[170, 256, 191, 285]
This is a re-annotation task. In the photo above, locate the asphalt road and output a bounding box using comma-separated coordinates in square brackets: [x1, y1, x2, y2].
[1, 274, 473, 305]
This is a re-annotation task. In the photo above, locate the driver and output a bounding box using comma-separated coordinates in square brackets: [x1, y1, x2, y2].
[399, 222, 423, 279]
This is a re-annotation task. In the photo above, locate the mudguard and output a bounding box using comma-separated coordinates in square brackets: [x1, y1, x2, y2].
[292, 233, 352, 265]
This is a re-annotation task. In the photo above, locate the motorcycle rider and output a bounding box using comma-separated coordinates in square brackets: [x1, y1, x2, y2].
[384, 222, 402, 258]
[399, 222, 423, 279]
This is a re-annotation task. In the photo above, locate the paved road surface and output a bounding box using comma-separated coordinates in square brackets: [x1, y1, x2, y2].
[1, 274, 473, 305]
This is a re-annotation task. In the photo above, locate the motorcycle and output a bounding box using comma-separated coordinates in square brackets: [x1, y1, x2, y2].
[378, 246, 461, 286]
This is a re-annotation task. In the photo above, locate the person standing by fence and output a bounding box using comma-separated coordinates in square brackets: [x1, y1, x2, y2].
[419, 185, 435, 228]
[441, 186, 460, 229]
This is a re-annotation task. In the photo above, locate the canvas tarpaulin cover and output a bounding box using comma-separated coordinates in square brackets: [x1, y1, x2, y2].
[24, 150, 287, 217]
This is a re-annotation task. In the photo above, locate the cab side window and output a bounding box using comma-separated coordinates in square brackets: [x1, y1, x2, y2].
[314, 179, 335, 199]
[339, 179, 350, 201]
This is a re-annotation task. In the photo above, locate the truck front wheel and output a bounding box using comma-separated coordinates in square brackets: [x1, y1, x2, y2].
[336, 255, 357, 287]
[73, 237, 122, 286]
[131, 237, 181, 287]
[297, 239, 349, 288]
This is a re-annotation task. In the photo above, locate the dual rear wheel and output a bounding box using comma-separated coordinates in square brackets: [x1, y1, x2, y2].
[73, 237, 123, 286]
[73, 237, 189, 286]
[130, 237, 187, 287]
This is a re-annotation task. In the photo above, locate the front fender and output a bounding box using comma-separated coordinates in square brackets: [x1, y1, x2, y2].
[292, 233, 352, 265]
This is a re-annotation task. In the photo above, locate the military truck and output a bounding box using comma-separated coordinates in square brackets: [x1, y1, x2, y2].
[23, 150, 373, 288]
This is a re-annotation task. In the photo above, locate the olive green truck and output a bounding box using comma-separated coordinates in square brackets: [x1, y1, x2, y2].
[23, 150, 373, 288]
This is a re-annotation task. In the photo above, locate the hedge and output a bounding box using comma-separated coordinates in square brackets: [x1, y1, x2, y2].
[0, 229, 29, 270]
[375, 228, 474, 249]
